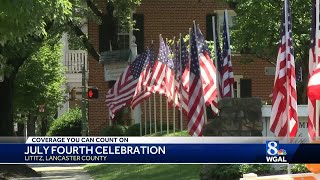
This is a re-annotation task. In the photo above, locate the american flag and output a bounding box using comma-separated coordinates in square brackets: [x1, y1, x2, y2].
[187, 27, 206, 136]
[214, 20, 224, 99]
[163, 40, 176, 106]
[172, 41, 181, 108]
[221, 11, 234, 98]
[106, 49, 149, 118]
[131, 46, 155, 109]
[270, 0, 298, 138]
[180, 38, 191, 116]
[196, 25, 218, 115]
[145, 35, 171, 96]
[308, 0, 320, 140]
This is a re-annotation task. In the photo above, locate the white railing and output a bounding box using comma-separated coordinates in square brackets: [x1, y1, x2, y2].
[63, 50, 88, 73]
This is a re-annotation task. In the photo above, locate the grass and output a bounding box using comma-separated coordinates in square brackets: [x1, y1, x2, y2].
[84, 164, 201, 180]
[84, 130, 198, 180]
[146, 130, 189, 136]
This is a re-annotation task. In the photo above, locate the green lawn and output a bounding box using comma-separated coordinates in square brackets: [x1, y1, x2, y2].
[146, 130, 189, 136]
[84, 164, 201, 180]
[84, 131, 198, 180]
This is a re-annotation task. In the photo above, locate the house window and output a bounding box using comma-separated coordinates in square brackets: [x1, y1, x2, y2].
[232, 75, 252, 98]
[233, 75, 243, 98]
[117, 33, 130, 49]
[133, 13, 144, 54]
[240, 79, 252, 98]
[207, 10, 236, 40]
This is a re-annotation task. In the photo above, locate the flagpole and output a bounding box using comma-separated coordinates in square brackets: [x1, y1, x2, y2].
[166, 38, 170, 134]
[284, 0, 291, 174]
[179, 33, 183, 136]
[193, 21, 208, 125]
[151, 39, 157, 134]
[160, 94, 163, 134]
[158, 35, 163, 134]
[173, 37, 176, 134]
[212, 16, 220, 101]
[149, 97, 152, 134]
[144, 102, 147, 136]
[224, 10, 234, 98]
[315, 0, 320, 141]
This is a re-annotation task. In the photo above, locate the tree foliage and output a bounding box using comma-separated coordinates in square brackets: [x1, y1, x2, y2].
[14, 38, 65, 117]
[230, 0, 312, 103]
[0, 0, 141, 136]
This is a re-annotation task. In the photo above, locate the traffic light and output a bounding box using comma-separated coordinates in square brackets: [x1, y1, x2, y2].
[88, 87, 99, 99]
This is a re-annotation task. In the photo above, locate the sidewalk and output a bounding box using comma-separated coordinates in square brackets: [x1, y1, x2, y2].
[12, 164, 93, 180]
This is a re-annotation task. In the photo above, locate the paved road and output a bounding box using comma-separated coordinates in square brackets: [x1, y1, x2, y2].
[12, 164, 93, 180]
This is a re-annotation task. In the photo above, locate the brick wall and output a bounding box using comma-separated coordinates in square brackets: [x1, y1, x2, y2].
[88, 0, 275, 135]
[88, 0, 109, 135]
[136, 0, 228, 49]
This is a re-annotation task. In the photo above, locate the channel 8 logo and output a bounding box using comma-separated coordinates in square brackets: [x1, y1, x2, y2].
[266, 141, 279, 156]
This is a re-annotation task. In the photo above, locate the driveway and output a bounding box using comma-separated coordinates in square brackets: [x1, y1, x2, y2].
[11, 164, 93, 180]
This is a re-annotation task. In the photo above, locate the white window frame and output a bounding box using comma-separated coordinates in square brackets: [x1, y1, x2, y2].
[233, 75, 243, 98]
[214, 10, 237, 37]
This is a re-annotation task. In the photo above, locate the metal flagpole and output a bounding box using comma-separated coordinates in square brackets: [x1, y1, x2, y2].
[283, 0, 291, 174]
[151, 40, 157, 134]
[224, 10, 234, 98]
[144, 102, 147, 135]
[315, 0, 320, 142]
[167, 99, 169, 134]
[165, 38, 170, 134]
[149, 97, 152, 134]
[160, 95, 163, 134]
[179, 33, 183, 135]
[194, 22, 208, 124]
[154, 94, 157, 133]
[173, 37, 176, 133]
[212, 16, 220, 101]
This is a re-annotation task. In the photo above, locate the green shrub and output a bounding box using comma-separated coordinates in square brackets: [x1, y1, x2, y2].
[291, 164, 310, 174]
[200, 164, 241, 180]
[101, 125, 128, 136]
[47, 108, 82, 136]
[240, 164, 272, 176]
[126, 124, 144, 136]
[200, 164, 272, 180]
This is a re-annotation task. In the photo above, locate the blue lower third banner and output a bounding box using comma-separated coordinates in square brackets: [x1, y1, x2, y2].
[0, 142, 319, 163]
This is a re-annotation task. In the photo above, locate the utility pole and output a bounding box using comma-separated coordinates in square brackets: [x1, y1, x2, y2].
[81, 64, 87, 136]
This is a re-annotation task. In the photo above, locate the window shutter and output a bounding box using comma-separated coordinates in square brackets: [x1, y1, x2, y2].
[240, 79, 252, 97]
[206, 14, 215, 41]
[133, 14, 144, 54]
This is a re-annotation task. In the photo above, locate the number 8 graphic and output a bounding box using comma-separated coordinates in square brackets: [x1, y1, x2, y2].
[267, 141, 278, 156]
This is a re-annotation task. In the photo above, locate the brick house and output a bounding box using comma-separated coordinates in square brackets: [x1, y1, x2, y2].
[87, 0, 275, 135]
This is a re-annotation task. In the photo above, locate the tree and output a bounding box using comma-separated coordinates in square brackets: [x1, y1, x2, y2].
[229, 0, 312, 103]
[14, 39, 65, 136]
[0, 0, 141, 136]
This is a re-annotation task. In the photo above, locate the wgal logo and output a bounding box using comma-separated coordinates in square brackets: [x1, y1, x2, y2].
[266, 141, 287, 163]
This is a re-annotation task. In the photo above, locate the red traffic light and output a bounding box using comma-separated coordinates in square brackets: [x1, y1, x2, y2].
[88, 87, 99, 99]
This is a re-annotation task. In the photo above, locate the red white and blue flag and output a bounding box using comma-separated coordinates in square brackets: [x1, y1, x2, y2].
[131, 46, 155, 109]
[106, 49, 149, 118]
[308, 0, 320, 140]
[145, 35, 171, 96]
[270, 0, 298, 138]
[188, 27, 206, 136]
[195, 25, 218, 115]
[221, 11, 234, 98]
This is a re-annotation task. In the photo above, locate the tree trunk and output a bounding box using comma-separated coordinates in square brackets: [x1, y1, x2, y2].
[40, 117, 47, 136]
[0, 75, 16, 136]
[27, 114, 36, 136]
[17, 122, 25, 136]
